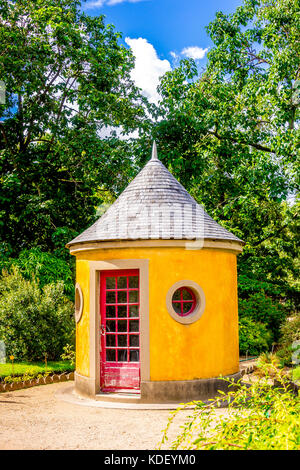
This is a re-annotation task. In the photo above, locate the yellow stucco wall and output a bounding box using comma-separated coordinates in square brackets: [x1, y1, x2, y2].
[74, 247, 239, 381]
[75, 260, 90, 376]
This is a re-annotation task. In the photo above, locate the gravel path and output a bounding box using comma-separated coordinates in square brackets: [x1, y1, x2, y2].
[0, 382, 194, 450]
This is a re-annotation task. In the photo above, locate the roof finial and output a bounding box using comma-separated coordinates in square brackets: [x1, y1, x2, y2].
[151, 140, 159, 160]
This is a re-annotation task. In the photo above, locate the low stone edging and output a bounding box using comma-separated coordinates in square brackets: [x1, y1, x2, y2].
[240, 363, 255, 376]
[0, 372, 74, 393]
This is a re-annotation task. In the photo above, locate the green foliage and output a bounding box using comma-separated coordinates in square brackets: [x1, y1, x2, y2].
[0, 0, 148, 257]
[0, 247, 74, 297]
[151, 0, 299, 345]
[3, 372, 48, 384]
[239, 317, 272, 355]
[255, 352, 283, 377]
[277, 314, 300, 365]
[60, 343, 75, 367]
[0, 268, 75, 361]
[0, 0, 298, 364]
[293, 366, 300, 384]
[239, 292, 287, 340]
[160, 372, 300, 450]
[0, 360, 74, 379]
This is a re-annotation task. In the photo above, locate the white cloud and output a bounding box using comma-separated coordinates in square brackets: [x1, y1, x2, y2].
[85, 0, 104, 6]
[181, 46, 208, 60]
[125, 37, 171, 104]
[85, 0, 145, 8]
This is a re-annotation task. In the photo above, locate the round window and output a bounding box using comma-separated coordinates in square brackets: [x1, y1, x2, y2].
[166, 280, 206, 325]
[172, 287, 196, 316]
[74, 283, 83, 323]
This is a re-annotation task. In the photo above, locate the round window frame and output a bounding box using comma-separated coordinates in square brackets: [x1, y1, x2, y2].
[74, 283, 84, 323]
[171, 286, 197, 317]
[166, 280, 206, 325]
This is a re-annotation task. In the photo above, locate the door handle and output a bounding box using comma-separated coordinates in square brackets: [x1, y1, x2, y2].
[100, 325, 106, 336]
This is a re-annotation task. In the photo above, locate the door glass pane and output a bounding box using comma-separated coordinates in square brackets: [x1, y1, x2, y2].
[117, 305, 127, 318]
[118, 320, 127, 332]
[106, 335, 116, 347]
[106, 291, 116, 304]
[129, 305, 138, 317]
[106, 306, 116, 318]
[129, 335, 139, 347]
[117, 291, 127, 304]
[129, 320, 139, 332]
[117, 276, 127, 289]
[129, 350, 139, 362]
[106, 320, 116, 332]
[129, 291, 138, 303]
[106, 277, 115, 289]
[129, 276, 139, 288]
[106, 349, 116, 362]
[117, 349, 128, 362]
[117, 335, 127, 347]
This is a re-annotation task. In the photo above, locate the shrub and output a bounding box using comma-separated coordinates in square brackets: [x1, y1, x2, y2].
[276, 314, 300, 365]
[239, 292, 286, 340]
[239, 317, 272, 355]
[60, 343, 76, 367]
[160, 372, 300, 450]
[0, 268, 75, 361]
[254, 352, 283, 377]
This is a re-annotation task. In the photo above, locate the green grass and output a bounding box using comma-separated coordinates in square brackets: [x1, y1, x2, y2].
[0, 360, 74, 378]
[292, 366, 300, 384]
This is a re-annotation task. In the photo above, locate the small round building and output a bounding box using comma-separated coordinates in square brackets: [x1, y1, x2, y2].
[67, 143, 244, 403]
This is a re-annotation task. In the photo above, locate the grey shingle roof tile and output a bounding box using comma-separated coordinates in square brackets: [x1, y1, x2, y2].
[67, 143, 243, 246]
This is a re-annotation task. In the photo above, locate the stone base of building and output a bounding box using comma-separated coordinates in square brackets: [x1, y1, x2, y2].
[75, 371, 241, 404]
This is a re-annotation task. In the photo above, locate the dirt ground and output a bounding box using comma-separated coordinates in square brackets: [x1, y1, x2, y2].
[0, 382, 198, 450]
[1, 361, 257, 450]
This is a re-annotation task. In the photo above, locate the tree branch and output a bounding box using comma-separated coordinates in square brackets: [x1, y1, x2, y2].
[208, 130, 273, 153]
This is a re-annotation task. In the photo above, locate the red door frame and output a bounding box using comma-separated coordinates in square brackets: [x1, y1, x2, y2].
[100, 269, 140, 393]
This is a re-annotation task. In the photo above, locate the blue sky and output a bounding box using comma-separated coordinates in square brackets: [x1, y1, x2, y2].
[81, 0, 243, 103]
[83, 0, 242, 61]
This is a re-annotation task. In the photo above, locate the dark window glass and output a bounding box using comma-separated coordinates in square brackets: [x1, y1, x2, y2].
[129, 320, 139, 332]
[106, 291, 116, 304]
[129, 276, 139, 288]
[106, 306, 116, 318]
[182, 303, 193, 314]
[106, 335, 116, 347]
[106, 320, 116, 332]
[129, 335, 139, 347]
[129, 305, 139, 317]
[129, 350, 139, 362]
[106, 277, 115, 289]
[172, 289, 181, 301]
[117, 335, 127, 347]
[129, 291, 138, 303]
[118, 305, 127, 318]
[172, 302, 182, 314]
[117, 349, 128, 362]
[106, 349, 116, 361]
[118, 320, 127, 332]
[117, 276, 127, 289]
[118, 291, 127, 304]
[182, 288, 193, 300]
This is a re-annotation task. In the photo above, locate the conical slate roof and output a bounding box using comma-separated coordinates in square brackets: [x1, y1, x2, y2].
[67, 143, 243, 247]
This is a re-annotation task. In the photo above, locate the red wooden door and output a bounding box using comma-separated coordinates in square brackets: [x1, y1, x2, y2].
[100, 269, 140, 392]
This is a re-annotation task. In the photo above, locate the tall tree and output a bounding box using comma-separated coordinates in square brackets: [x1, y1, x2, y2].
[0, 0, 147, 255]
[152, 0, 299, 308]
